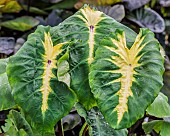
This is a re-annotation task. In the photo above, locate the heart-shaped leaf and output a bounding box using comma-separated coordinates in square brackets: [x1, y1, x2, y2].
[127, 8, 165, 33]
[89, 28, 164, 129]
[7, 26, 77, 134]
[146, 92, 170, 118]
[52, 5, 137, 110]
[0, 16, 39, 31]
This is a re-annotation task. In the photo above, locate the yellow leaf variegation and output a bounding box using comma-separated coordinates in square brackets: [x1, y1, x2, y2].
[7, 26, 76, 134]
[41, 32, 68, 113]
[89, 28, 164, 129]
[53, 5, 136, 110]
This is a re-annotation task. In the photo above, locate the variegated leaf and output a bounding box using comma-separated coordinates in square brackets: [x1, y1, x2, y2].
[7, 26, 77, 134]
[52, 5, 137, 110]
[89, 28, 164, 129]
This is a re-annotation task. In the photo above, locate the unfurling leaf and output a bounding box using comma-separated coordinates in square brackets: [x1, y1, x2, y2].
[89, 28, 164, 129]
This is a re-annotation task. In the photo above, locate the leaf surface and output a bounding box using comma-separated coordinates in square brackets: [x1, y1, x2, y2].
[7, 26, 77, 134]
[89, 28, 164, 129]
[52, 5, 137, 110]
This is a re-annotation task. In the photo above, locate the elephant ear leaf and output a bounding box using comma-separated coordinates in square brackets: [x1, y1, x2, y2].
[54, 5, 136, 110]
[89, 28, 164, 129]
[7, 25, 77, 134]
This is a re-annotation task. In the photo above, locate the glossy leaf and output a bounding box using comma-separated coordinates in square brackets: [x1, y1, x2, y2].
[0, 0, 22, 13]
[0, 58, 15, 111]
[7, 25, 77, 134]
[127, 8, 165, 33]
[123, 0, 150, 11]
[2, 110, 33, 136]
[146, 92, 170, 118]
[97, 5, 125, 22]
[52, 5, 137, 110]
[89, 28, 164, 129]
[0, 16, 39, 31]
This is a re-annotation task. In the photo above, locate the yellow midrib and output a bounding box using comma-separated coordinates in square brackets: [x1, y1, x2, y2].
[41, 32, 66, 113]
[105, 32, 146, 124]
[78, 7, 103, 64]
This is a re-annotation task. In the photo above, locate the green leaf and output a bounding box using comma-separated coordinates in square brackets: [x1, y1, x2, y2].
[123, 0, 150, 11]
[127, 8, 165, 33]
[22, 5, 48, 15]
[45, 0, 77, 10]
[76, 103, 127, 136]
[97, 5, 125, 22]
[53, 5, 137, 110]
[0, 58, 15, 111]
[146, 92, 170, 118]
[89, 28, 164, 129]
[142, 120, 163, 134]
[86, 107, 128, 136]
[142, 120, 170, 136]
[2, 110, 33, 136]
[0, 16, 39, 31]
[0, 58, 8, 74]
[7, 25, 77, 134]
[0, 0, 22, 13]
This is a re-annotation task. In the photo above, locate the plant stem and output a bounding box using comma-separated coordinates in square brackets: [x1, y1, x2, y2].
[58, 119, 64, 136]
[82, 124, 88, 136]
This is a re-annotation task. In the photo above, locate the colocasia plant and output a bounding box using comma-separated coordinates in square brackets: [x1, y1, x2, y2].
[0, 5, 165, 136]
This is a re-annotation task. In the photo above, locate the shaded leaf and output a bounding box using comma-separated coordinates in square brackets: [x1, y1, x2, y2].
[7, 26, 77, 134]
[159, 0, 170, 7]
[0, 16, 39, 31]
[22, 5, 48, 15]
[74, 0, 122, 9]
[0, 37, 15, 55]
[89, 28, 164, 129]
[0, 0, 22, 13]
[46, 0, 77, 10]
[142, 120, 163, 134]
[55, 114, 81, 131]
[161, 7, 170, 17]
[127, 8, 165, 33]
[2, 110, 33, 136]
[97, 5, 125, 22]
[146, 92, 170, 118]
[36, 10, 63, 27]
[123, 0, 150, 11]
[75, 103, 127, 136]
[143, 120, 170, 136]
